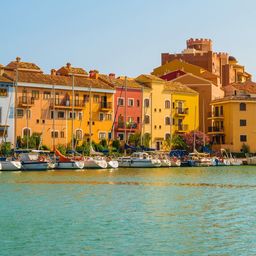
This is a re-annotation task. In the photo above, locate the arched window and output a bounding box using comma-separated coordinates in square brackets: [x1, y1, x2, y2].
[165, 133, 171, 141]
[240, 103, 246, 111]
[76, 129, 83, 140]
[22, 128, 31, 137]
[165, 100, 170, 109]
[144, 115, 150, 124]
[165, 117, 171, 125]
[144, 98, 150, 108]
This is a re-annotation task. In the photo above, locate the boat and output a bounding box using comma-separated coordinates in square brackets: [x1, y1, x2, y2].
[19, 150, 53, 171]
[246, 155, 256, 165]
[106, 157, 119, 169]
[169, 157, 181, 167]
[151, 152, 172, 167]
[220, 149, 243, 166]
[54, 149, 84, 170]
[0, 157, 22, 171]
[84, 156, 108, 169]
[118, 152, 161, 168]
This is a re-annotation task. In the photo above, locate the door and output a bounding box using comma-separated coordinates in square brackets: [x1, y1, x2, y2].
[156, 141, 161, 150]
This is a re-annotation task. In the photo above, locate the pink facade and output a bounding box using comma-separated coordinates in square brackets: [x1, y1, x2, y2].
[113, 87, 142, 141]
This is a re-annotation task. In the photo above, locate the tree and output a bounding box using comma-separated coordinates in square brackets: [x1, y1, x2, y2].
[142, 133, 151, 148]
[128, 132, 141, 146]
[0, 142, 12, 156]
[171, 134, 187, 150]
[181, 130, 210, 152]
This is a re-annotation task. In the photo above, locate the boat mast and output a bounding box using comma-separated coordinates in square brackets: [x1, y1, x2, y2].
[124, 76, 127, 144]
[71, 73, 75, 151]
[89, 84, 92, 155]
[52, 83, 56, 150]
[202, 98, 205, 147]
[14, 68, 18, 150]
[140, 84, 144, 146]
[193, 105, 196, 152]
[26, 90, 29, 150]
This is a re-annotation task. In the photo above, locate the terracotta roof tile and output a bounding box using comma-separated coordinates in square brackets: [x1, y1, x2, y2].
[4, 70, 114, 90]
[0, 75, 12, 83]
[56, 64, 88, 76]
[164, 81, 198, 95]
[5, 59, 41, 72]
[230, 80, 256, 94]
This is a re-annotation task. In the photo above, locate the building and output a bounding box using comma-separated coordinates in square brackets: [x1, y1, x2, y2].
[161, 38, 251, 86]
[135, 75, 199, 150]
[3, 58, 115, 150]
[209, 81, 256, 152]
[0, 68, 15, 145]
[99, 74, 142, 142]
[151, 59, 224, 133]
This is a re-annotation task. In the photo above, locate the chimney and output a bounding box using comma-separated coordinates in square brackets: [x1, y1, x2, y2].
[16, 56, 21, 63]
[51, 69, 56, 75]
[66, 62, 71, 69]
[89, 70, 99, 79]
[109, 73, 115, 79]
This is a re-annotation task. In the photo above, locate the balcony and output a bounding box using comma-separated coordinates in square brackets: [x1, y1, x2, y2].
[115, 122, 139, 131]
[18, 96, 35, 107]
[175, 124, 188, 133]
[207, 126, 224, 134]
[50, 100, 85, 110]
[207, 112, 224, 119]
[175, 107, 189, 116]
[100, 102, 112, 111]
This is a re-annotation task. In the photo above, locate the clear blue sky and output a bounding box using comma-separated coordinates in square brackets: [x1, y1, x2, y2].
[1, 0, 256, 78]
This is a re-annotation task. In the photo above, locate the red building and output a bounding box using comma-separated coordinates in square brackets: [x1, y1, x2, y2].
[100, 74, 142, 141]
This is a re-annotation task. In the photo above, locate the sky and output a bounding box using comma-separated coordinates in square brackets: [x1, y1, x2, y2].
[1, 0, 256, 78]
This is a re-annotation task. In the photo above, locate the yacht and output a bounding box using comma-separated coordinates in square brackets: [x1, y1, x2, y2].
[118, 152, 161, 168]
[0, 157, 22, 171]
[84, 156, 108, 169]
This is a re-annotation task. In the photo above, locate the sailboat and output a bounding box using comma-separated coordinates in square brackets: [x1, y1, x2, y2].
[54, 149, 84, 169]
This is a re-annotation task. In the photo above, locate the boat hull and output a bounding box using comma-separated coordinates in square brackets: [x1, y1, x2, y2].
[107, 160, 119, 169]
[0, 161, 22, 171]
[55, 161, 84, 170]
[84, 159, 107, 169]
[21, 161, 50, 171]
[118, 159, 161, 168]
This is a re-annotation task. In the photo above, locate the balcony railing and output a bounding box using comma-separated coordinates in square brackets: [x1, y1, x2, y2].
[208, 112, 224, 118]
[50, 100, 85, 109]
[175, 107, 189, 115]
[115, 122, 139, 130]
[18, 96, 35, 107]
[208, 126, 224, 133]
[100, 102, 112, 110]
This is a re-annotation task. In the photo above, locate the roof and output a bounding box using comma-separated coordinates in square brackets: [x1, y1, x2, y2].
[3, 70, 115, 90]
[152, 59, 219, 84]
[5, 57, 42, 72]
[99, 74, 142, 89]
[0, 75, 12, 83]
[164, 81, 198, 95]
[56, 63, 88, 76]
[135, 74, 165, 85]
[230, 80, 256, 94]
[171, 73, 213, 85]
[211, 95, 256, 104]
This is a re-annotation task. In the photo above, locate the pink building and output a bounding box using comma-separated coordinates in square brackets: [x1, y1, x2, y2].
[100, 74, 142, 141]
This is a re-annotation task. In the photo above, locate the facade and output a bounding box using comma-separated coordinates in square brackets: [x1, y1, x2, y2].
[0, 71, 15, 145]
[3, 58, 115, 150]
[99, 74, 142, 141]
[161, 38, 251, 86]
[135, 75, 199, 150]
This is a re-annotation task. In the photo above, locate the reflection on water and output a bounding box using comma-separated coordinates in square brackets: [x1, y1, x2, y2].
[1, 166, 256, 255]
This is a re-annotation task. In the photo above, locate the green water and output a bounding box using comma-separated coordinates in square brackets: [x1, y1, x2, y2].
[1, 166, 256, 255]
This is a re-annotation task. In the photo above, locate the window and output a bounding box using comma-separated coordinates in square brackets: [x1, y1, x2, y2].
[240, 120, 246, 126]
[25, 109, 31, 119]
[136, 100, 140, 107]
[60, 131, 65, 138]
[17, 109, 24, 117]
[99, 112, 105, 121]
[83, 95, 89, 103]
[117, 133, 124, 140]
[93, 95, 99, 103]
[144, 98, 150, 108]
[0, 107, 1, 123]
[220, 106, 223, 116]
[240, 135, 247, 142]
[240, 103, 246, 111]
[78, 112, 83, 120]
[159, 109, 161, 112]
[159, 125, 161, 129]
[137, 117, 140, 123]
[154, 108, 157, 112]
[165, 100, 170, 109]
[144, 115, 150, 124]
[0, 88, 8, 97]
[99, 132, 106, 140]
[50, 111, 54, 119]
[57, 111, 65, 119]
[154, 125, 157, 129]
[23, 128, 31, 137]
[128, 117, 133, 123]
[55, 93, 60, 105]
[43, 91, 51, 99]
[51, 131, 59, 138]
[128, 98, 134, 107]
[165, 133, 171, 141]
[117, 97, 124, 106]
[36, 119, 39, 124]
[69, 111, 76, 119]
[32, 90, 39, 99]
[165, 117, 171, 125]
[76, 129, 83, 140]
[106, 114, 112, 121]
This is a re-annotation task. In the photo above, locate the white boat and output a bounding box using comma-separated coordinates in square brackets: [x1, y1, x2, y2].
[170, 157, 181, 167]
[84, 157, 107, 169]
[19, 152, 52, 171]
[246, 156, 256, 165]
[118, 152, 161, 168]
[107, 160, 119, 169]
[0, 159, 22, 171]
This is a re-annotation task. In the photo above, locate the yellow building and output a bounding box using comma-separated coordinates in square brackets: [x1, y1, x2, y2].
[3, 58, 115, 150]
[209, 82, 256, 153]
[135, 74, 199, 150]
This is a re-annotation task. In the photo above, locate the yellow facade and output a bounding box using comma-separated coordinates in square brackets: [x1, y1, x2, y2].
[209, 97, 256, 152]
[136, 75, 199, 150]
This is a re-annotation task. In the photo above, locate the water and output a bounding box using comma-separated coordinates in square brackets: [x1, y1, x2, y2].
[1, 166, 256, 255]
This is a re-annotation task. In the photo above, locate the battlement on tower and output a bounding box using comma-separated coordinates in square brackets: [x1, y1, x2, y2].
[186, 38, 212, 52]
